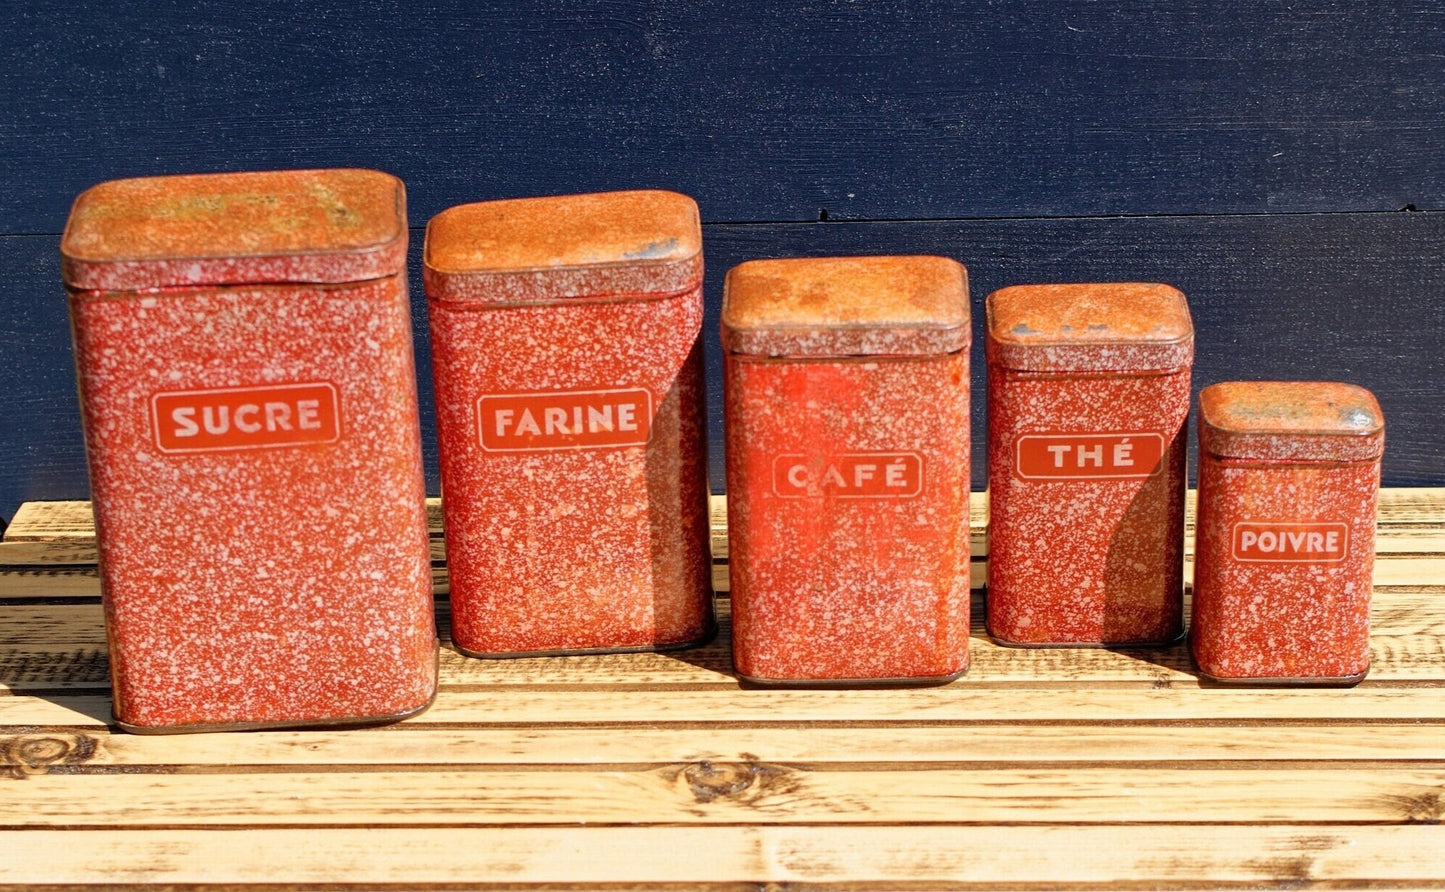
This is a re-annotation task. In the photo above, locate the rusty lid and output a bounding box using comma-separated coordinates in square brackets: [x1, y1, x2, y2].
[1199, 381, 1385, 462]
[61, 169, 407, 291]
[423, 190, 703, 304]
[720, 256, 969, 357]
[986, 283, 1193, 372]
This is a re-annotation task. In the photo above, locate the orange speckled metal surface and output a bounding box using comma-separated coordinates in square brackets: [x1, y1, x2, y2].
[425, 191, 713, 657]
[723, 256, 971, 684]
[61, 169, 407, 291]
[1191, 381, 1383, 684]
[1198, 380, 1385, 463]
[986, 283, 1193, 647]
[424, 190, 703, 303]
[64, 169, 437, 733]
[987, 282, 1193, 372]
[720, 255, 969, 357]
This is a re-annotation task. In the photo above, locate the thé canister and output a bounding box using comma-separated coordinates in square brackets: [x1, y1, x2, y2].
[722, 256, 972, 684]
[1191, 381, 1383, 684]
[62, 169, 437, 733]
[985, 283, 1192, 646]
[424, 190, 713, 657]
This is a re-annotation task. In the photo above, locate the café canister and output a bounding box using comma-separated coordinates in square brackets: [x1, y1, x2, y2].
[62, 169, 437, 733]
[1191, 381, 1384, 684]
[986, 283, 1192, 647]
[722, 256, 972, 685]
[424, 190, 713, 657]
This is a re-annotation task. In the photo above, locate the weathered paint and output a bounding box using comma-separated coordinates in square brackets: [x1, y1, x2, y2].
[1192, 381, 1384, 684]
[62, 169, 436, 733]
[986, 283, 1193, 647]
[425, 190, 713, 657]
[722, 256, 971, 684]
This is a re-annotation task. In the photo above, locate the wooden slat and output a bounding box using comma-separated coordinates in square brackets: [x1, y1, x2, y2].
[4, 765, 1445, 827]
[8, 589, 1445, 645]
[10, 489, 1443, 565]
[5, 825, 1444, 886]
[5, 631, 1444, 693]
[8, 684, 1445, 729]
[6, 724, 1445, 770]
[4, 593, 1443, 692]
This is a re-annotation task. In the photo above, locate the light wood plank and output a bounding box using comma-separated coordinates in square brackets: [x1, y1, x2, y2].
[8, 489, 1441, 566]
[5, 593, 1441, 692]
[5, 724, 1445, 771]
[5, 631, 1443, 693]
[7, 589, 1445, 645]
[4, 825, 1444, 886]
[5, 550, 1437, 597]
[7, 685, 1445, 729]
[3, 766, 1445, 827]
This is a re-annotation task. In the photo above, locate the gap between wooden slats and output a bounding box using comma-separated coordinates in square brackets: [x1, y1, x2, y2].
[3, 825, 1443, 886]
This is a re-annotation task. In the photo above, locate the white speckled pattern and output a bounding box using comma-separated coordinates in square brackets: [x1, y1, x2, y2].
[1191, 382, 1383, 682]
[430, 292, 713, 655]
[725, 354, 972, 682]
[70, 276, 437, 731]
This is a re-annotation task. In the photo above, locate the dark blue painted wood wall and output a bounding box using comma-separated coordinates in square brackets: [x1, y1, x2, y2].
[4, 1, 1443, 519]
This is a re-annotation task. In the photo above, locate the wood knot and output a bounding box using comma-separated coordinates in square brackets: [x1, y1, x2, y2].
[1398, 791, 1443, 824]
[2, 732, 98, 779]
[682, 760, 761, 802]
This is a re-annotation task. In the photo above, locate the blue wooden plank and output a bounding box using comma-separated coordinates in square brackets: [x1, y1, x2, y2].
[3, 0, 1443, 231]
[5, 210, 1442, 518]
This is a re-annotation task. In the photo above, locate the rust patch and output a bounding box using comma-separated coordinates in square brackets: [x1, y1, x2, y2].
[2, 732, 99, 779]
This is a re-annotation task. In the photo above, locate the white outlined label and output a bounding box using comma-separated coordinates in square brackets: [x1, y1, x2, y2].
[478, 388, 653, 453]
[1231, 522, 1350, 563]
[1015, 432, 1165, 481]
[151, 382, 340, 454]
[772, 452, 924, 499]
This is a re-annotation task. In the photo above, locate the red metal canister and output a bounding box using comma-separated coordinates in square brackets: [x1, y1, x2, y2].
[722, 256, 972, 684]
[62, 169, 437, 733]
[424, 190, 713, 657]
[1191, 381, 1383, 684]
[986, 283, 1192, 646]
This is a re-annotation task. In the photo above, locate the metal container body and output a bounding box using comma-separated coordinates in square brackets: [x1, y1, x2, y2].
[986, 283, 1193, 647]
[722, 256, 971, 684]
[425, 191, 713, 657]
[1191, 381, 1383, 684]
[62, 170, 437, 733]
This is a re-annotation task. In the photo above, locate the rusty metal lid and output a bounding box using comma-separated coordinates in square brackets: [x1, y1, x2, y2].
[720, 256, 970, 357]
[986, 283, 1193, 373]
[423, 190, 703, 304]
[61, 169, 407, 291]
[1199, 381, 1385, 462]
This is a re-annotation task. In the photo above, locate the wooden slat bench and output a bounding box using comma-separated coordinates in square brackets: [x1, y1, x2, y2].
[3, 491, 1444, 888]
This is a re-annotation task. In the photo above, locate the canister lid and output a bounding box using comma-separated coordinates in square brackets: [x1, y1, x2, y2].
[61, 169, 407, 291]
[423, 190, 703, 304]
[720, 256, 970, 357]
[1199, 381, 1385, 462]
[986, 283, 1193, 373]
